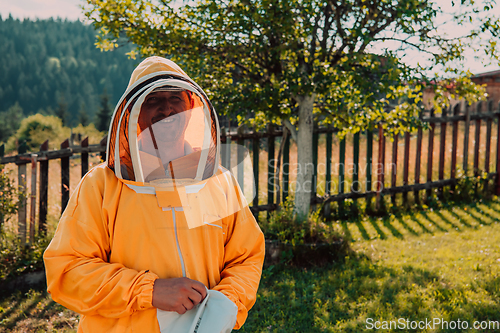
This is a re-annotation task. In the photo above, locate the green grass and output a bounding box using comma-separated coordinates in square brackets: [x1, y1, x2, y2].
[2, 199, 500, 332]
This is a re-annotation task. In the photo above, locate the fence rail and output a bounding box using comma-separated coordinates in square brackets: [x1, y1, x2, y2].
[2, 101, 500, 243]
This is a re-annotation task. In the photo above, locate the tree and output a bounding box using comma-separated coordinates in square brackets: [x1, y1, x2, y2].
[84, 0, 498, 220]
[95, 90, 112, 132]
[0, 102, 23, 143]
[56, 96, 68, 126]
[78, 102, 89, 126]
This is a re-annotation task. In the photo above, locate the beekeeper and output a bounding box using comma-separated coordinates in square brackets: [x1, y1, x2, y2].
[43, 56, 265, 332]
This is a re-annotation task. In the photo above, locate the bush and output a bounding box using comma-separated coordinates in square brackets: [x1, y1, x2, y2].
[6, 113, 70, 152]
[0, 233, 49, 282]
[72, 123, 105, 144]
[260, 197, 347, 246]
[0, 166, 23, 224]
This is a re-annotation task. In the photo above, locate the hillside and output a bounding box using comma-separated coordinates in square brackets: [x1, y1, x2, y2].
[0, 15, 138, 127]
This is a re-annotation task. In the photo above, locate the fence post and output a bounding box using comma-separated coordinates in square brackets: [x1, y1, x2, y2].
[484, 100, 493, 194]
[100, 135, 107, 163]
[473, 101, 483, 194]
[81, 137, 89, 177]
[450, 104, 460, 194]
[282, 131, 290, 202]
[324, 130, 332, 217]
[496, 101, 500, 195]
[366, 129, 373, 210]
[29, 154, 37, 244]
[402, 131, 410, 205]
[39, 140, 49, 233]
[438, 105, 448, 199]
[414, 113, 423, 204]
[252, 133, 260, 210]
[17, 141, 28, 244]
[376, 125, 385, 211]
[426, 109, 435, 203]
[61, 139, 70, 215]
[352, 132, 360, 208]
[312, 128, 319, 210]
[267, 125, 275, 217]
[391, 134, 398, 205]
[463, 103, 471, 175]
[237, 128, 245, 191]
[338, 135, 346, 215]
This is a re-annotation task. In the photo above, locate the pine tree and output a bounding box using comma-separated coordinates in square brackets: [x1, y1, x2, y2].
[56, 96, 68, 126]
[78, 102, 89, 126]
[96, 90, 112, 132]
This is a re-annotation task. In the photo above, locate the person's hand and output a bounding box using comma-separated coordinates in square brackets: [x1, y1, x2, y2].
[152, 277, 207, 314]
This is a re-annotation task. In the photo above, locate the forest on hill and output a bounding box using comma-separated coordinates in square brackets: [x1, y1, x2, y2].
[0, 15, 138, 131]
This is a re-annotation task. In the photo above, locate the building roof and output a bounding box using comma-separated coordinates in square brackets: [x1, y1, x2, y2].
[473, 69, 500, 78]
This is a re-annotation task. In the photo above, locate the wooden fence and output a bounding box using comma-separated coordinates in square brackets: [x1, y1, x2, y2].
[1, 101, 500, 243]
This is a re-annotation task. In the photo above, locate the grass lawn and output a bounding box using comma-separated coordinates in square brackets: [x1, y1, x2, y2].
[1, 199, 500, 332]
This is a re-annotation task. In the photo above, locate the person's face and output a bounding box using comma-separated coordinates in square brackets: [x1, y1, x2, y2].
[138, 90, 192, 143]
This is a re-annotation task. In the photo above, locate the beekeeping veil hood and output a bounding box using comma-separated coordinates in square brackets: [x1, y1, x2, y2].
[104, 57, 255, 230]
[106, 56, 220, 186]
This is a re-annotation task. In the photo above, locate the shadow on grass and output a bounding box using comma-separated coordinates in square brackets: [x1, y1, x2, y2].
[354, 221, 371, 240]
[241, 257, 500, 333]
[394, 216, 420, 236]
[446, 209, 476, 229]
[420, 211, 449, 233]
[433, 210, 463, 232]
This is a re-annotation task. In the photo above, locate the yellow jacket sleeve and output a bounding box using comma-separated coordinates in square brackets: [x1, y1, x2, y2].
[43, 167, 159, 318]
[213, 205, 265, 329]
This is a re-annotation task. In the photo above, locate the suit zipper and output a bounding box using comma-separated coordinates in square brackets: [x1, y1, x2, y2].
[172, 209, 186, 277]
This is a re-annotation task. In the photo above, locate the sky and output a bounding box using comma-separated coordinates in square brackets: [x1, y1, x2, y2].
[1, 0, 499, 76]
[0, 0, 85, 21]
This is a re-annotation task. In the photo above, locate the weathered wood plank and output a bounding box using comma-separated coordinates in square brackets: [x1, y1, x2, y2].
[463, 103, 471, 175]
[312, 129, 319, 203]
[338, 135, 346, 213]
[61, 139, 70, 215]
[320, 172, 498, 204]
[252, 136, 260, 207]
[403, 131, 410, 204]
[352, 132, 360, 204]
[18, 162, 27, 243]
[426, 109, 435, 202]
[438, 106, 448, 198]
[38, 140, 49, 233]
[267, 126, 275, 215]
[414, 113, 423, 204]
[376, 126, 385, 210]
[473, 102, 482, 178]
[450, 104, 460, 194]
[81, 137, 89, 177]
[485, 101, 493, 194]
[29, 154, 37, 244]
[391, 134, 398, 205]
[366, 130, 373, 210]
[324, 131, 332, 216]
[237, 136, 245, 190]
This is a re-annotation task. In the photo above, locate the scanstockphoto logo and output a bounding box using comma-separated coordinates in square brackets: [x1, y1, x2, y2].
[220, 144, 396, 197]
[265, 159, 396, 194]
[365, 317, 500, 331]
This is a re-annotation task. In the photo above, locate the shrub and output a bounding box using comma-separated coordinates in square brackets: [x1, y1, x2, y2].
[0, 166, 23, 225]
[6, 113, 70, 152]
[260, 197, 347, 246]
[72, 123, 105, 144]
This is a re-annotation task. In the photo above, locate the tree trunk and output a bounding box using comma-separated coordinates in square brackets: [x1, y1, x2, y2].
[293, 94, 315, 221]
